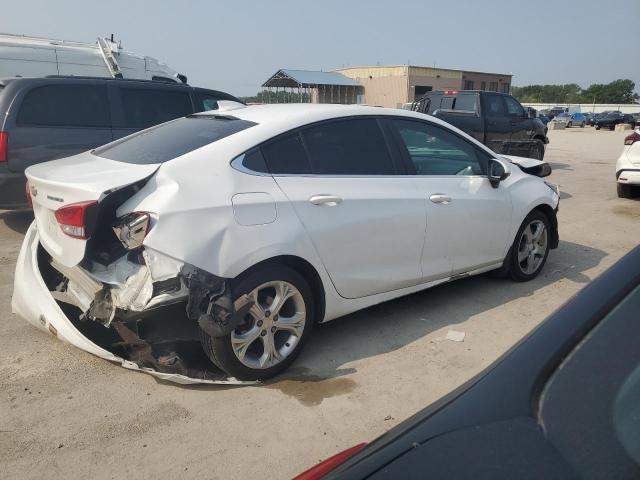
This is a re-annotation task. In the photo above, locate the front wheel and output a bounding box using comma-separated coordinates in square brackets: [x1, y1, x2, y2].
[200, 265, 315, 380]
[507, 211, 551, 282]
[529, 139, 545, 160]
[567, 121, 572, 128]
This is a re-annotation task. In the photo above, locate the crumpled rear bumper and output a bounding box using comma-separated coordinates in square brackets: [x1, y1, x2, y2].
[11, 222, 250, 385]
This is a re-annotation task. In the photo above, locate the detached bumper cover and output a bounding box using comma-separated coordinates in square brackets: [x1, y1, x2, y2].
[11, 223, 251, 385]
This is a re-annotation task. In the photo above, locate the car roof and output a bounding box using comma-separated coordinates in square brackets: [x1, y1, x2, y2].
[191, 103, 497, 158]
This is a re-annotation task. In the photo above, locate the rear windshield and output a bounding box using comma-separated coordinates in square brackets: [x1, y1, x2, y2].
[94, 115, 257, 164]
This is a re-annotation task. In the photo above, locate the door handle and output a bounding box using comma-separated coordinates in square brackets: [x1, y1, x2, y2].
[429, 194, 452, 204]
[309, 194, 343, 206]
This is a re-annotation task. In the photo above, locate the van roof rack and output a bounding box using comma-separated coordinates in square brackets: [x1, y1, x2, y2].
[42, 75, 187, 85]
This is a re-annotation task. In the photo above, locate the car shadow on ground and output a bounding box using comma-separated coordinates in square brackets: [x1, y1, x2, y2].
[0, 210, 33, 234]
[294, 240, 606, 380]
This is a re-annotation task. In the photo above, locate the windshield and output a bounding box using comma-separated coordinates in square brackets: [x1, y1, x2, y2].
[94, 115, 257, 164]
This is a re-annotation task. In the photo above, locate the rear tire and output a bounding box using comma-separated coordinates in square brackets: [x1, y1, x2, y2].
[596, 126, 601, 130]
[199, 265, 315, 381]
[617, 183, 635, 199]
[506, 211, 551, 282]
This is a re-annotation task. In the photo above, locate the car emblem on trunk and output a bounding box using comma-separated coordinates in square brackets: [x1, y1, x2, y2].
[30, 185, 38, 197]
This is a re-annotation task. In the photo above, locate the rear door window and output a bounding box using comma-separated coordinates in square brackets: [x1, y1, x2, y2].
[94, 115, 256, 164]
[17, 84, 110, 127]
[261, 132, 312, 175]
[119, 88, 193, 129]
[301, 118, 396, 175]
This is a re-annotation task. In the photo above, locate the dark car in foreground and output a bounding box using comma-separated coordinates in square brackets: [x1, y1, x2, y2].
[596, 112, 635, 130]
[296, 246, 640, 480]
[0, 76, 242, 208]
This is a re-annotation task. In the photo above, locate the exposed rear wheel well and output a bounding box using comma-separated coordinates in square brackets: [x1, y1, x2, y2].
[232, 256, 326, 323]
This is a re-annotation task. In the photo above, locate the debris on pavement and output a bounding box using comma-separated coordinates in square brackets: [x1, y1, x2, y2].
[445, 330, 466, 342]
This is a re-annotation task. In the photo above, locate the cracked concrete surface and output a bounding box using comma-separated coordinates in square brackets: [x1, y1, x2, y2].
[1, 128, 639, 479]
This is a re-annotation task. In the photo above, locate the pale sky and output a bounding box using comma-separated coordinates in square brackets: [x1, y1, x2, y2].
[2, 0, 638, 96]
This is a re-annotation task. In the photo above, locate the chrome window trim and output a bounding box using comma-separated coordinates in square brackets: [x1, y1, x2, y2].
[230, 153, 271, 177]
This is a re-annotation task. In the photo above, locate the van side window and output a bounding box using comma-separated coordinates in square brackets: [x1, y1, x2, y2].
[119, 88, 193, 129]
[17, 85, 110, 127]
[196, 92, 229, 112]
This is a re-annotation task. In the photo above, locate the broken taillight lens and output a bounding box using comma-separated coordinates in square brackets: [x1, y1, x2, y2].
[54, 201, 98, 239]
[293, 443, 368, 480]
[112, 212, 150, 250]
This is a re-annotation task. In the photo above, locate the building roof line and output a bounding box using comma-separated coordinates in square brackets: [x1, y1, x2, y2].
[335, 64, 512, 77]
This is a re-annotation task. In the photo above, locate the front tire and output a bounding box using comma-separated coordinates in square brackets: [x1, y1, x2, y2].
[529, 139, 545, 160]
[507, 211, 551, 282]
[200, 265, 315, 380]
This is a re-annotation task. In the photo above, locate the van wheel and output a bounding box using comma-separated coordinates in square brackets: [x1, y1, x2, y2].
[567, 121, 572, 128]
[200, 265, 314, 381]
[580, 122, 585, 128]
[595, 126, 601, 130]
[507, 211, 551, 282]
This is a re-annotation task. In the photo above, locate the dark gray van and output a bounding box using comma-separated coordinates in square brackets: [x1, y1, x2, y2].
[0, 77, 242, 208]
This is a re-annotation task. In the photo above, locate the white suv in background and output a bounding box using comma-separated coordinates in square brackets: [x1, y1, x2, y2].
[616, 129, 640, 198]
[13, 104, 560, 382]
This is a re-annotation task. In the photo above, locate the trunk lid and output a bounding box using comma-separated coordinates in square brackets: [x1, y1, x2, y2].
[26, 151, 158, 267]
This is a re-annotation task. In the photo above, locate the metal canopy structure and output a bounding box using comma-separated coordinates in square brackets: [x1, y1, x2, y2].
[261, 69, 363, 104]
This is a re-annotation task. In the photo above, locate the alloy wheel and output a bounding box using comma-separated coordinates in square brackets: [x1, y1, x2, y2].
[230, 281, 306, 369]
[517, 220, 548, 275]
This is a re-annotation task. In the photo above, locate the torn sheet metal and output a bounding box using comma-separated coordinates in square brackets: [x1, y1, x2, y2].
[12, 224, 256, 385]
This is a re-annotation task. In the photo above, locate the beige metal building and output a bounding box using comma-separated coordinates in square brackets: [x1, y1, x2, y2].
[336, 65, 512, 108]
[261, 65, 512, 107]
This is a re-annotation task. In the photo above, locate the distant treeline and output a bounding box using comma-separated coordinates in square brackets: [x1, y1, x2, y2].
[511, 79, 638, 104]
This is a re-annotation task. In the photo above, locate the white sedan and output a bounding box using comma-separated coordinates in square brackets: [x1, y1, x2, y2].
[616, 128, 640, 198]
[13, 103, 560, 382]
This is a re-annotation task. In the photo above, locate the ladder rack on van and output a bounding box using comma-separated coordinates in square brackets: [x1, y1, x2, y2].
[97, 37, 123, 79]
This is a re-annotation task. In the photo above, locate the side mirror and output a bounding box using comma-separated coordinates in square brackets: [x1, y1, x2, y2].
[488, 159, 510, 188]
[527, 107, 537, 119]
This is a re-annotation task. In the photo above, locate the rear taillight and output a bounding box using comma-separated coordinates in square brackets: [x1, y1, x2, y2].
[0, 132, 7, 162]
[293, 443, 368, 480]
[25, 181, 32, 208]
[112, 212, 150, 250]
[624, 131, 640, 145]
[54, 201, 98, 239]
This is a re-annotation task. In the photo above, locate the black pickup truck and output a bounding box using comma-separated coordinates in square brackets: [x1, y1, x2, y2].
[413, 90, 549, 160]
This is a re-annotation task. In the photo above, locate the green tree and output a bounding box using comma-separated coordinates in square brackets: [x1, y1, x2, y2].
[512, 79, 638, 104]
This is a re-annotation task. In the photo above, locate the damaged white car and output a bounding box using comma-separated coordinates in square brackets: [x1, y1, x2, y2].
[13, 103, 560, 382]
